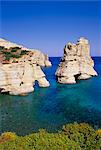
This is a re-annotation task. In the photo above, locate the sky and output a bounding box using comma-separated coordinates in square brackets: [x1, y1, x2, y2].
[0, 1, 101, 56]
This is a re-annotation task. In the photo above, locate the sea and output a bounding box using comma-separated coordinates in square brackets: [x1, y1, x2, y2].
[0, 57, 101, 136]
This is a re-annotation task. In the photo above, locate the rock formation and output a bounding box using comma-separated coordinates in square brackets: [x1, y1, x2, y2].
[0, 38, 52, 95]
[55, 37, 97, 84]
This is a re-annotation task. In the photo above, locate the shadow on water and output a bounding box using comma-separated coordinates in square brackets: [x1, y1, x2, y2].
[0, 57, 101, 135]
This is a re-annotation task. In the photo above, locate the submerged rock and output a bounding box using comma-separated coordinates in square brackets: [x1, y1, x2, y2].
[0, 38, 51, 95]
[55, 37, 97, 84]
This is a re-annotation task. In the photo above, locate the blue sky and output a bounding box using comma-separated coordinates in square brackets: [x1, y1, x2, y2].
[1, 1, 101, 56]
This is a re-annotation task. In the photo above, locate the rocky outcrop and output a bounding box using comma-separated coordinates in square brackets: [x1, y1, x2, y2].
[0, 38, 51, 95]
[0, 38, 52, 67]
[55, 37, 97, 84]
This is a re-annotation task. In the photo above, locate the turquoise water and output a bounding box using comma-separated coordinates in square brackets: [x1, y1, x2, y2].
[0, 57, 101, 136]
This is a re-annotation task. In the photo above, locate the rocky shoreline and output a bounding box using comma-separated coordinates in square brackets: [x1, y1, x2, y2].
[0, 38, 51, 95]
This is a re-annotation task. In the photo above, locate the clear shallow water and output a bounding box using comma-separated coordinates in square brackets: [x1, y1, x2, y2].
[0, 57, 101, 136]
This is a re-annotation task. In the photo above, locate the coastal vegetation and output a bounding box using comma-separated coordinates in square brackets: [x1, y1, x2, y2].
[0, 46, 28, 62]
[0, 46, 5, 51]
[0, 123, 101, 150]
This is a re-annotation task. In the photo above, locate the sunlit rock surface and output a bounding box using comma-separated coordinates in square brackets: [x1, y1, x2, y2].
[55, 37, 97, 84]
[0, 38, 51, 95]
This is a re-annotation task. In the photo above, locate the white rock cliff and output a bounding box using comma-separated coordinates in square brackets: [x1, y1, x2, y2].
[0, 38, 52, 95]
[55, 37, 97, 84]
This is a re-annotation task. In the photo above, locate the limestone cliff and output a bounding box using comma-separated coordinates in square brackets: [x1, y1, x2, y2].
[55, 37, 97, 84]
[0, 38, 51, 95]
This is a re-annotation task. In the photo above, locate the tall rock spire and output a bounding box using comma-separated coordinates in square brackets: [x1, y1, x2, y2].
[55, 37, 97, 84]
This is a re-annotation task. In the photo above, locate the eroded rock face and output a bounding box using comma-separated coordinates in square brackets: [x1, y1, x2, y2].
[55, 37, 97, 84]
[0, 63, 50, 95]
[0, 38, 51, 95]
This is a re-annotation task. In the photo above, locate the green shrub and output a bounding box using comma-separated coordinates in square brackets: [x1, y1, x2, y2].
[20, 50, 28, 55]
[96, 129, 101, 135]
[11, 54, 20, 58]
[0, 132, 17, 143]
[0, 46, 5, 51]
[11, 49, 18, 52]
[10, 47, 21, 50]
[61, 123, 101, 150]
[2, 52, 12, 61]
[10, 47, 21, 52]
[0, 123, 101, 150]
[0, 130, 80, 150]
[0, 46, 28, 61]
